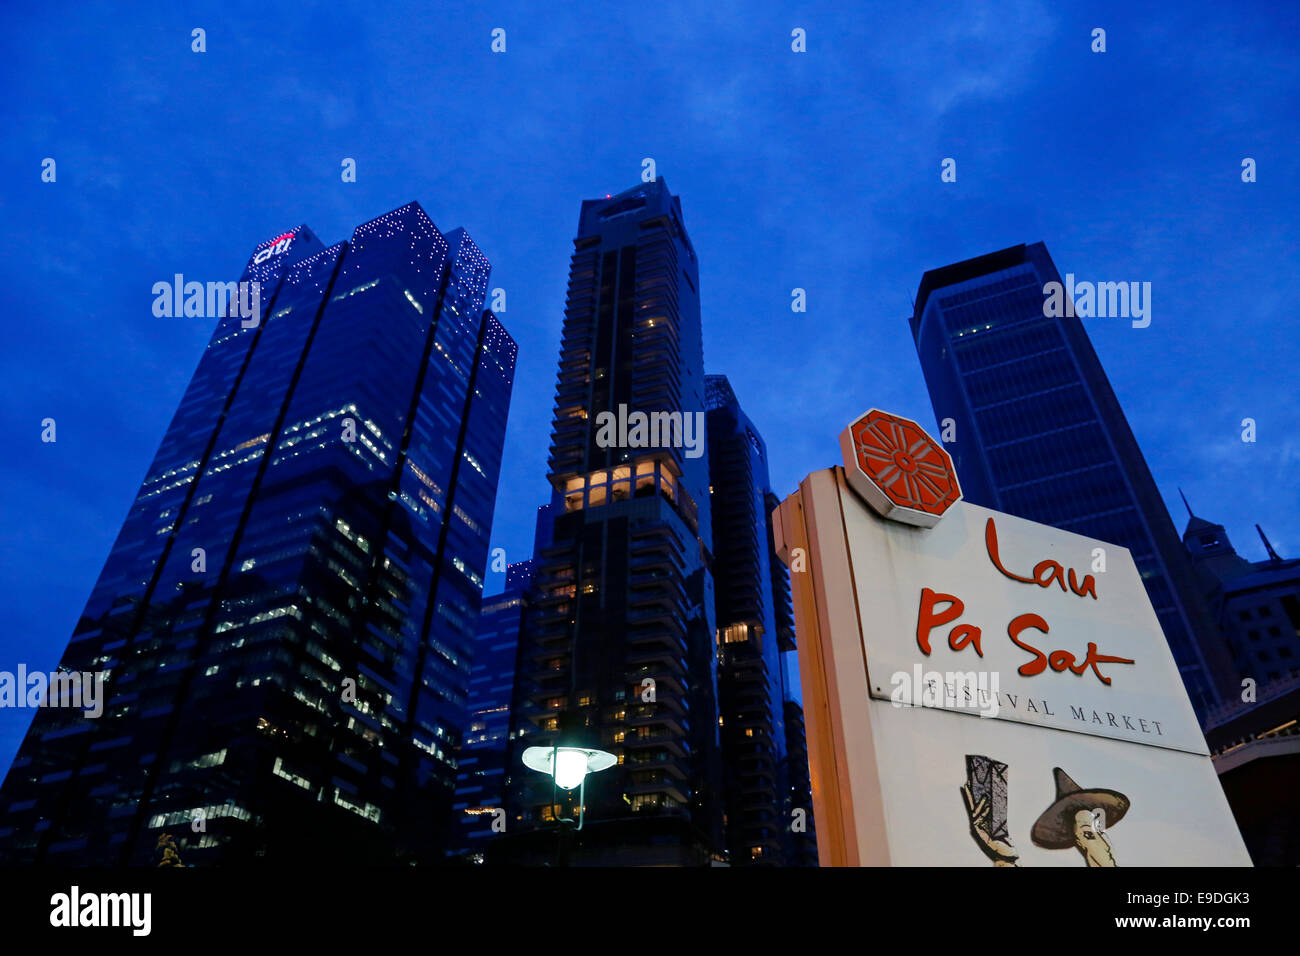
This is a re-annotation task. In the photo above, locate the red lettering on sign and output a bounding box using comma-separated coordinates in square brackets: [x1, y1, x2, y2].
[1007, 613, 1050, 676]
[1077, 643, 1135, 685]
[913, 523, 1126, 687]
[985, 519, 1035, 585]
[1067, 568, 1097, 600]
[1005, 612, 1134, 684]
[1048, 648, 1075, 672]
[949, 624, 982, 655]
[985, 518, 1098, 600]
[916, 588, 962, 655]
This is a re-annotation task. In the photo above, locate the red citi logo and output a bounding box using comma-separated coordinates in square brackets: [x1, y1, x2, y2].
[252, 232, 295, 265]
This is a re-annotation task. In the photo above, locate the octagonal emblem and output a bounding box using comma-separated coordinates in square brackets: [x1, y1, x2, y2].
[838, 409, 962, 527]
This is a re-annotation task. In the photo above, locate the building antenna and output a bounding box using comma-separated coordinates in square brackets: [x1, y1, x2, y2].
[1256, 524, 1282, 562]
[1178, 487, 1193, 519]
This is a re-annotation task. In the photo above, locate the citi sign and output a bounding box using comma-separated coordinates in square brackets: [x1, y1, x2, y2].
[252, 232, 295, 265]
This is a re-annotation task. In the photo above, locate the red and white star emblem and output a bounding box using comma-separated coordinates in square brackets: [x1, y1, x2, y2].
[838, 409, 961, 527]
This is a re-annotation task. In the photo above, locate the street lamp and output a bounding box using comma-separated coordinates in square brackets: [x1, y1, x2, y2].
[522, 712, 615, 831]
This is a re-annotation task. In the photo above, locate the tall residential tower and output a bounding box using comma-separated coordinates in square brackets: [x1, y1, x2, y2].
[502, 180, 723, 865]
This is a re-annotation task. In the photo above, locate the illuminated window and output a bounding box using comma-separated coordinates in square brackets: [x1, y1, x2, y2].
[721, 624, 750, 644]
[272, 757, 311, 791]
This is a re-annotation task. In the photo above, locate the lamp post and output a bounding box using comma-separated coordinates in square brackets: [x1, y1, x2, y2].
[522, 711, 616, 833]
[522, 716, 615, 867]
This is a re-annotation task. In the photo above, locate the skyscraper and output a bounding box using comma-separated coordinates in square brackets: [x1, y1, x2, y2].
[781, 695, 819, 866]
[766, 488, 819, 866]
[1182, 512, 1300, 865]
[0, 203, 516, 865]
[1182, 508, 1300, 710]
[1182, 509, 1300, 691]
[501, 180, 723, 865]
[705, 374, 793, 865]
[449, 559, 534, 861]
[909, 243, 1235, 721]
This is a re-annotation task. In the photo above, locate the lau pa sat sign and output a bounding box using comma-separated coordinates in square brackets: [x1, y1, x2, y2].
[773, 409, 1250, 866]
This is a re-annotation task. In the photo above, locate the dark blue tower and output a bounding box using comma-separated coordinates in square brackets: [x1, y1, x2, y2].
[0, 203, 516, 865]
[910, 242, 1236, 722]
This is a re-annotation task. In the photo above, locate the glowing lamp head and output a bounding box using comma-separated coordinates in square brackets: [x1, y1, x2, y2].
[554, 749, 589, 790]
[522, 745, 617, 791]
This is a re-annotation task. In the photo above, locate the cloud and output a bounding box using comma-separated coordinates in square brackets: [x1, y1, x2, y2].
[886, 0, 1059, 116]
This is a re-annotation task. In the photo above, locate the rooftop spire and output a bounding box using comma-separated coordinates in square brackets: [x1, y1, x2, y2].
[1256, 524, 1282, 562]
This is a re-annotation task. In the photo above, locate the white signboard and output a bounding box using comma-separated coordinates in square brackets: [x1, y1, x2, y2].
[870, 699, 1243, 867]
[773, 409, 1251, 867]
[845, 494, 1205, 755]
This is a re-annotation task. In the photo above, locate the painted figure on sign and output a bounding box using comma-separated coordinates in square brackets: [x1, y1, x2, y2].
[961, 758, 1130, 866]
[961, 754, 1018, 866]
[1031, 766, 1128, 866]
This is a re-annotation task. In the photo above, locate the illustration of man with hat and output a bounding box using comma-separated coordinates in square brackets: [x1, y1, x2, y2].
[961, 758, 1130, 866]
[1031, 766, 1129, 866]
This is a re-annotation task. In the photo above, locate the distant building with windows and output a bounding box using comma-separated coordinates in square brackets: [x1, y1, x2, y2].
[0, 204, 516, 865]
[706, 374, 803, 865]
[449, 561, 534, 862]
[765, 483, 818, 866]
[1183, 507, 1300, 865]
[1182, 508, 1300, 689]
[781, 694, 819, 866]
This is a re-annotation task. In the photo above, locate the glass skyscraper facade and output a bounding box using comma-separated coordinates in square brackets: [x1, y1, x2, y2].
[765, 487, 818, 866]
[449, 560, 533, 861]
[781, 696, 818, 866]
[0, 203, 516, 865]
[705, 374, 799, 865]
[501, 180, 723, 865]
[910, 242, 1236, 722]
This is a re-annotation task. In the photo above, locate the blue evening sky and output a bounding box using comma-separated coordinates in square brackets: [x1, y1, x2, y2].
[1, 1, 1296, 773]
